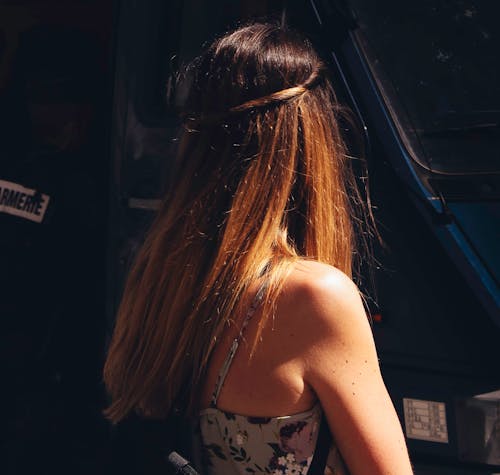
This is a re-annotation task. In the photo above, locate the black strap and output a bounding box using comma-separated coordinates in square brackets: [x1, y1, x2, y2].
[308, 415, 332, 475]
[163, 412, 200, 475]
[167, 451, 200, 475]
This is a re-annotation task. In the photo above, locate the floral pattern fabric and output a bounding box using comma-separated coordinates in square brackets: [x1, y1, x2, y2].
[199, 403, 348, 475]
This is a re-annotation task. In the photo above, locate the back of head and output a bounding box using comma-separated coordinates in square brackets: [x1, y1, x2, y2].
[185, 23, 324, 117]
[171, 22, 352, 269]
[104, 22, 359, 422]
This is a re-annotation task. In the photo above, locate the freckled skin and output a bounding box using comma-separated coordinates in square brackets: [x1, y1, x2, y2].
[200, 260, 413, 475]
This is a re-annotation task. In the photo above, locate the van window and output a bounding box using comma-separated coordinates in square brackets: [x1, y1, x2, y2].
[350, 0, 500, 174]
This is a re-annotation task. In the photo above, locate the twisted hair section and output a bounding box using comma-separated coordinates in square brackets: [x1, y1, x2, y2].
[183, 63, 326, 126]
[230, 64, 325, 113]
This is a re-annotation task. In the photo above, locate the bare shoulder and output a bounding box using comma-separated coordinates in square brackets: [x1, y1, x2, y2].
[280, 262, 413, 475]
[273, 259, 375, 375]
[280, 260, 368, 333]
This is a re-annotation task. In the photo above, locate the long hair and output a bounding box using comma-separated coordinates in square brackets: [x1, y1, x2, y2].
[104, 23, 364, 422]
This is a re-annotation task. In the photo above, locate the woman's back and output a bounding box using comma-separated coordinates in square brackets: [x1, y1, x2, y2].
[199, 261, 322, 416]
[199, 260, 349, 474]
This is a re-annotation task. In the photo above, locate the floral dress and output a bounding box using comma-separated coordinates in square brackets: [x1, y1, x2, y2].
[199, 403, 347, 475]
[198, 285, 348, 475]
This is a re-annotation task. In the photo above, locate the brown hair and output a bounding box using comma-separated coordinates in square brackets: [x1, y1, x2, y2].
[104, 23, 365, 422]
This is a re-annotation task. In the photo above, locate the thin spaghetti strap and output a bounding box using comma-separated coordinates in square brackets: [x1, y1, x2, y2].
[210, 282, 267, 408]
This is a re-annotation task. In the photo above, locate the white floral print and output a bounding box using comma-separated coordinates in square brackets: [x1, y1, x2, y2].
[199, 403, 347, 474]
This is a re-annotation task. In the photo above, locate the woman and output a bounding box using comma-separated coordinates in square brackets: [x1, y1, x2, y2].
[104, 23, 414, 475]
